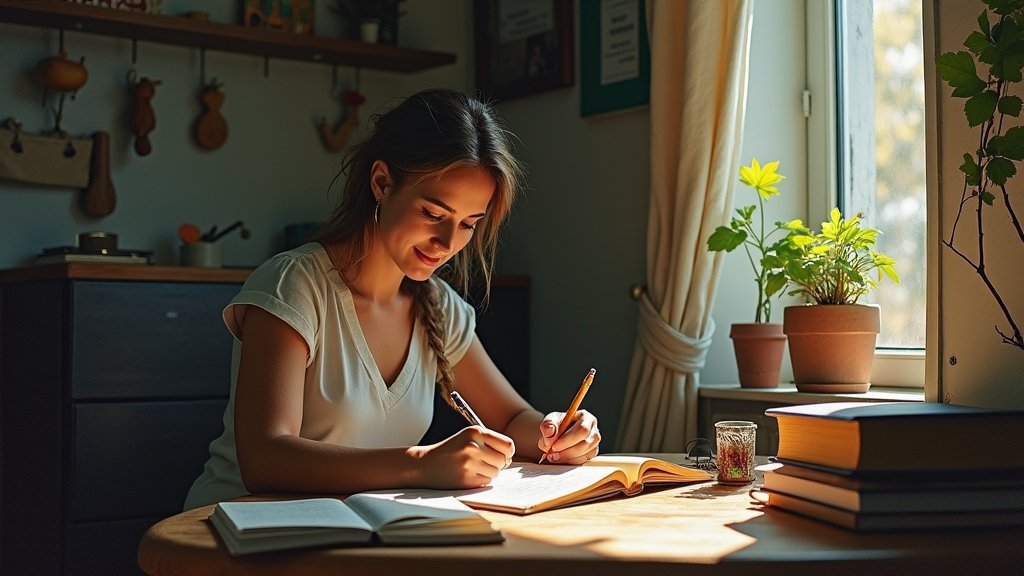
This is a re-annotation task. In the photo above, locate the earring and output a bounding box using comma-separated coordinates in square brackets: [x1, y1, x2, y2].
[374, 200, 380, 225]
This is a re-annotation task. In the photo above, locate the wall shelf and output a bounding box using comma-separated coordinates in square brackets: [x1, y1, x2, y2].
[0, 0, 456, 73]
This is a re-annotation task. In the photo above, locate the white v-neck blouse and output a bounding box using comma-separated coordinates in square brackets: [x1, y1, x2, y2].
[183, 243, 476, 510]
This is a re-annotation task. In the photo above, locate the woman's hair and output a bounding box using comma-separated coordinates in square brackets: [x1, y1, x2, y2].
[313, 88, 523, 406]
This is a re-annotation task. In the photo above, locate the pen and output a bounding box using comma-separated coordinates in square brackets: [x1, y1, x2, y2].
[539, 368, 596, 464]
[449, 390, 485, 428]
[451, 391, 514, 471]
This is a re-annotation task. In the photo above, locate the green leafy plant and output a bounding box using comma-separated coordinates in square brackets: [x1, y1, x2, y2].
[707, 158, 798, 323]
[936, 0, 1024, 351]
[780, 208, 900, 305]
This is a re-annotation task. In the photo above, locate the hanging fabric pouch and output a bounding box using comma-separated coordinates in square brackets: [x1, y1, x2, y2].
[0, 120, 92, 188]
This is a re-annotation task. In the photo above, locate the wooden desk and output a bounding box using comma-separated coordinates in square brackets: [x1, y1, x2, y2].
[138, 475, 1023, 576]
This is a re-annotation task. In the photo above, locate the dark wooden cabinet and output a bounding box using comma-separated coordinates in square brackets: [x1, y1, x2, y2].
[0, 265, 528, 575]
[0, 268, 239, 576]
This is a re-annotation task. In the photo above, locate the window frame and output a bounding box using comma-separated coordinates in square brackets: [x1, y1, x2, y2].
[805, 0, 925, 389]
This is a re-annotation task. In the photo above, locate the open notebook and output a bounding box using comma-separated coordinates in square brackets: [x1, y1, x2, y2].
[210, 492, 503, 555]
[448, 454, 713, 515]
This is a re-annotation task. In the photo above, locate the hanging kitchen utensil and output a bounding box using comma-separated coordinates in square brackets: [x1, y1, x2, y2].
[82, 131, 116, 217]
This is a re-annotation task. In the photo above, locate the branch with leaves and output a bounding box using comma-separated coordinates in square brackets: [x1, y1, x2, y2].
[936, 0, 1024, 350]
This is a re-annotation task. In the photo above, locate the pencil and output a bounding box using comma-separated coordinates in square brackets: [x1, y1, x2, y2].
[539, 368, 596, 464]
[449, 391, 485, 428]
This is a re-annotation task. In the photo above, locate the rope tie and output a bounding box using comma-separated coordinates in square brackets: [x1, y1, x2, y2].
[635, 288, 715, 373]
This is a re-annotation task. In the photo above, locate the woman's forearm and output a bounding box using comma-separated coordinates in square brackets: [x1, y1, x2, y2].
[501, 407, 545, 459]
[238, 434, 424, 495]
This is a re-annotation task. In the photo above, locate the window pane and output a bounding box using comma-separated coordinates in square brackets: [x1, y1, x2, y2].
[839, 0, 926, 349]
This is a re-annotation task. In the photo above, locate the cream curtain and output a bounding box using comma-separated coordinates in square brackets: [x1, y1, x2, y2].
[617, 0, 754, 451]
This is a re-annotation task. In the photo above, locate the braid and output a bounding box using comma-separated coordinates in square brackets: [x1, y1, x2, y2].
[406, 278, 456, 409]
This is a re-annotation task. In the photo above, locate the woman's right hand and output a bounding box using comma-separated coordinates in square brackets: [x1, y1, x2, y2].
[409, 427, 515, 488]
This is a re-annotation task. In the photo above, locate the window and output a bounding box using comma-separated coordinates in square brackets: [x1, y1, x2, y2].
[807, 0, 927, 386]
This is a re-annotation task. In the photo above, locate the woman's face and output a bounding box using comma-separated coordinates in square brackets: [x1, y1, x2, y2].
[375, 162, 496, 281]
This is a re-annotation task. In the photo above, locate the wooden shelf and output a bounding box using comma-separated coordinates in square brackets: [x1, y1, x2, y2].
[0, 0, 455, 73]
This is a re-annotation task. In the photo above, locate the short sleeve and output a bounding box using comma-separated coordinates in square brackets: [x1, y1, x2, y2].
[434, 278, 477, 365]
[222, 252, 322, 364]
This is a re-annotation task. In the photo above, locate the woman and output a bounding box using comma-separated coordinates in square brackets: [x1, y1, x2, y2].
[185, 88, 601, 510]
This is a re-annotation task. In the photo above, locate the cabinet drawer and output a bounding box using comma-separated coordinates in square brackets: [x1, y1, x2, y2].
[70, 400, 227, 521]
[65, 517, 158, 576]
[71, 281, 237, 399]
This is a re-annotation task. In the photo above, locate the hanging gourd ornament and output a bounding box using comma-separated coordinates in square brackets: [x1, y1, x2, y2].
[128, 71, 161, 156]
[318, 90, 366, 153]
[36, 51, 88, 94]
[195, 79, 228, 151]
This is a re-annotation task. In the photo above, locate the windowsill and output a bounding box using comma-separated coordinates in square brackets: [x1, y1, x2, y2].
[699, 382, 924, 404]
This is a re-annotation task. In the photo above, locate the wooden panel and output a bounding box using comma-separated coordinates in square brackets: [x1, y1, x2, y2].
[0, 281, 65, 576]
[474, 282, 530, 395]
[70, 281, 237, 399]
[65, 516, 159, 576]
[71, 400, 227, 521]
[421, 280, 530, 444]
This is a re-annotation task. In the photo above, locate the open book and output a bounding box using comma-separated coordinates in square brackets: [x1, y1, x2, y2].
[451, 454, 713, 515]
[210, 492, 503, 555]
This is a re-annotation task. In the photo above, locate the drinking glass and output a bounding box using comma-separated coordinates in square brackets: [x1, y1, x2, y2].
[715, 420, 757, 485]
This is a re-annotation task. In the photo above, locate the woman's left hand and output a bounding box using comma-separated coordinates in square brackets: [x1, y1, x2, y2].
[537, 410, 601, 464]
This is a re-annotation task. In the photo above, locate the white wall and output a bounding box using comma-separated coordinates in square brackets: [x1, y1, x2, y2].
[0, 0, 808, 447]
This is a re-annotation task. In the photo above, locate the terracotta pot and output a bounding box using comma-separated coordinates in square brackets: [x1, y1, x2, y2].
[783, 304, 880, 393]
[729, 323, 786, 388]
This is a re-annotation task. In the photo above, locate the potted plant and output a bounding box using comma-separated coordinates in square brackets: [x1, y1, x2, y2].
[332, 0, 404, 44]
[935, 1, 1024, 352]
[779, 208, 900, 393]
[707, 158, 796, 387]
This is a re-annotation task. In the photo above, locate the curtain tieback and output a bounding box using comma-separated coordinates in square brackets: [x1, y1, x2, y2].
[635, 289, 715, 373]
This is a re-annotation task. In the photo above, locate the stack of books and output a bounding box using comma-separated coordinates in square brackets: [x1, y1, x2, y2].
[761, 401, 1024, 531]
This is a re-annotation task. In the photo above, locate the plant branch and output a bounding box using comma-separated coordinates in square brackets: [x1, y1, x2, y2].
[941, 237, 1024, 350]
[938, 5, 1024, 351]
[1002, 184, 1024, 243]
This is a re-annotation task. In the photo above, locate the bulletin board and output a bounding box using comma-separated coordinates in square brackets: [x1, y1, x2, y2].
[580, 0, 650, 117]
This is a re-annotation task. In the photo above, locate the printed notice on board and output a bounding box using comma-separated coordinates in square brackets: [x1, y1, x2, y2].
[499, 0, 554, 44]
[600, 0, 640, 85]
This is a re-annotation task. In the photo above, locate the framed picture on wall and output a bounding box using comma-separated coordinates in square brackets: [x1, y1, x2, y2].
[474, 0, 574, 102]
[580, 0, 650, 117]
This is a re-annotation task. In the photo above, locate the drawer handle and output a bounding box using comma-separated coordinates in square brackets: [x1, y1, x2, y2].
[165, 311, 179, 319]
